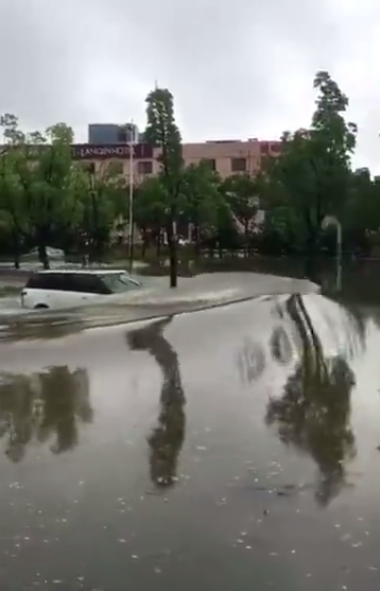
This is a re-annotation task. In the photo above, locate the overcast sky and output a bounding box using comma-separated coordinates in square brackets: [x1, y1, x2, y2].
[1, 0, 379, 170]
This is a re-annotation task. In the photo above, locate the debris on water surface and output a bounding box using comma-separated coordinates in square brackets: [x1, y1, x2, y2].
[131, 554, 139, 559]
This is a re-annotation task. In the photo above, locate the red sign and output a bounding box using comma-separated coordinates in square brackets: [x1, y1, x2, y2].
[72, 144, 153, 160]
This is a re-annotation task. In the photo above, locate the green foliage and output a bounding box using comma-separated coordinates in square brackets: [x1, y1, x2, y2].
[145, 87, 183, 199]
[134, 175, 169, 232]
[181, 161, 226, 239]
[221, 173, 259, 231]
[144, 86, 184, 286]
[263, 70, 357, 262]
[0, 113, 127, 266]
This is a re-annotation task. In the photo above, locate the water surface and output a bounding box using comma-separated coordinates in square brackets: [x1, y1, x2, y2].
[0, 291, 379, 590]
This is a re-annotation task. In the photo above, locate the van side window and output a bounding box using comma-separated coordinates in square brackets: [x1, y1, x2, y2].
[26, 273, 68, 291]
[70, 274, 111, 294]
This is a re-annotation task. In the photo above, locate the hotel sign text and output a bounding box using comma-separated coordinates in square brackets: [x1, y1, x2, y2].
[72, 144, 153, 160]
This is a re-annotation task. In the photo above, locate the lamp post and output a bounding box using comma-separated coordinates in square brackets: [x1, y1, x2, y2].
[127, 122, 136, 272]
[322, 215, 342, 291]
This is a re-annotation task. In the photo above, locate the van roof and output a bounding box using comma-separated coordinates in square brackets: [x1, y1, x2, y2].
[35, 268, 128, 275]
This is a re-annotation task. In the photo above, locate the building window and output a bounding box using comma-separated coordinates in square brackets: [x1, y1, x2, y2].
[117, 128, 127, 143]
[137, 160, 153, 175]
[231, 157, 246, 172]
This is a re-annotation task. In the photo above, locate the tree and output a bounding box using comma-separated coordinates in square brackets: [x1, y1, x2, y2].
[145, 87, 183, 287]
[181, 161, 225, 256]
[342, 168, 380, 256]
[24, 123, 77, 268]
[221, 173, 260, 256]
[265, 71, 357, 278]
[71, 161, 127, 262]
[133, 175, 169, 257]
[0, 116, 78, 268]
[0, 145, 29, 267]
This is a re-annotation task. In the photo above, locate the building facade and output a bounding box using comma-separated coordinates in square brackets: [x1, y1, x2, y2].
[76, 134, 282, 182]
[0, 136, 281, 184]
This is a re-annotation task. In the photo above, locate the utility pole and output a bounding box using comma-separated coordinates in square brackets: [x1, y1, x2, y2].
[127, 122, 136, 272]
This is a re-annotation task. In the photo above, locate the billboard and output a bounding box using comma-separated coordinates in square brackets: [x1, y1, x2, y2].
[72, 144, 153, 160]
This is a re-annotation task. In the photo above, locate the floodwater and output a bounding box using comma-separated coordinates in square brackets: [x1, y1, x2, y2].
[0, 274, 380, 589]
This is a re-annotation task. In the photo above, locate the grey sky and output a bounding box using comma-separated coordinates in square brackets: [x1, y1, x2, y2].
[1, 0, 379, 170]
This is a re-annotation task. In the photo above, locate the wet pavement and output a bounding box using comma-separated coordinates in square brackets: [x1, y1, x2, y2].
[0, 285, 380, 589]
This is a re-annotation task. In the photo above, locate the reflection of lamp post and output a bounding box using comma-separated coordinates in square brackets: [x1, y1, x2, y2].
[322, 215, 342, 291]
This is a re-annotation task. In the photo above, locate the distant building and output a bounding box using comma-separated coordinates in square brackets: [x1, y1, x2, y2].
[88, 123, 142, 145]
[80, 132, 281, 182]
[0, 136, 281, 184]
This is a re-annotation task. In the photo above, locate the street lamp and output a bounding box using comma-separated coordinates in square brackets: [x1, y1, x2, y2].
[127, 122, 137, 271]
[322, 215, 342, 291]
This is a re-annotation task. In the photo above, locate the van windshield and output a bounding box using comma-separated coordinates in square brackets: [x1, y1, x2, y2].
[99, 273, 141, 294]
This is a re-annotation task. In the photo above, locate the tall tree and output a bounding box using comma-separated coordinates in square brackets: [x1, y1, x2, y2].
[145, 87, 183, 287]
[266, 71, 357, 279]
[0, 145, 29, 267]
[23, 123, 77, 268]
[0, 117, 78, 268]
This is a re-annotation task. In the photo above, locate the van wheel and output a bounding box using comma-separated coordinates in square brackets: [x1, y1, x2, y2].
[34, 304, 49, 310]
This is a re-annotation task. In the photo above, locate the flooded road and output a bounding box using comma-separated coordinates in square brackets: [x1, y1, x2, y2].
[0, 290, 380, 589]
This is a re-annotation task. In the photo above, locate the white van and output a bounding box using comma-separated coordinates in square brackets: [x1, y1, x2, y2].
[21, 269, 142, 310]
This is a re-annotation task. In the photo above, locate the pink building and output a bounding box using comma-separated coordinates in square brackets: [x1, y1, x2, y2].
[72, 138, 282, 182]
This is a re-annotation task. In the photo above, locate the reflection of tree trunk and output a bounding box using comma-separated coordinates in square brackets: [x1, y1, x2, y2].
[127, 317, 186, 489]
[267, 294, 356, 506]
[286, 294, 327, 382]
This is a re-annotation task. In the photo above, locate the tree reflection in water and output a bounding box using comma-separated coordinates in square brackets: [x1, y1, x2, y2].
[0, 366, 92, 462]
[127, 317, 186, 490]
[266, 294, 357, 506]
